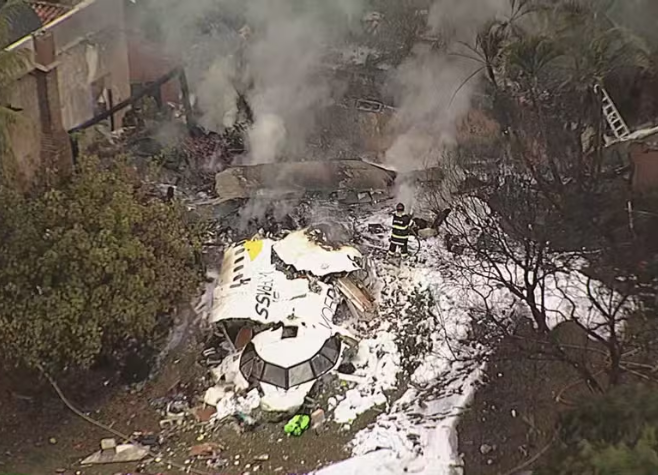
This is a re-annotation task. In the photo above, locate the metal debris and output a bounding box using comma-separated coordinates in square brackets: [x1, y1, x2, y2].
[81, 442, 149, 465]
[336, 276, 377, 321]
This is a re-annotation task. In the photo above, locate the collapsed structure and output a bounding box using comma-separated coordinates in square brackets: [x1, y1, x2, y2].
[214, 160, 396, 207]
[204, 228, 376, 414]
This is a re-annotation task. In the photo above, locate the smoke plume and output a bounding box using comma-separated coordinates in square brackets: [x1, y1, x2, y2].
[384, 0, 509, 209]
[136, 0, 364, 165]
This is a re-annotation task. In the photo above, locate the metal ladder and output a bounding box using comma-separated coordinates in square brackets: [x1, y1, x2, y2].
[594, 84, 631, 141]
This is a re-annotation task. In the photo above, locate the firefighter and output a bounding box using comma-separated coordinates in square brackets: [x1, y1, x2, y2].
[389, 203, 413, 257]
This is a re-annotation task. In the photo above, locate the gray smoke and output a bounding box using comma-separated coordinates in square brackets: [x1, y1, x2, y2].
[136, 0, 364, 165]
[384, 0, 509, 209]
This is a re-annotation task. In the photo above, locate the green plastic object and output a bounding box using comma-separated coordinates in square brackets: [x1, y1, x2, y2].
[284, 414, 311, 436]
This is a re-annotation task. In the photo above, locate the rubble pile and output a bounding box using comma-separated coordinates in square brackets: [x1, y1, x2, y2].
[182, 129, 231, 168]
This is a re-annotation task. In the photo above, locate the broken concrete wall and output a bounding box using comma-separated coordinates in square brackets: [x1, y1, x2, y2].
[53, 0, 130, 130]
[124, 4, 181, 106]
[127, 36, 181, 104]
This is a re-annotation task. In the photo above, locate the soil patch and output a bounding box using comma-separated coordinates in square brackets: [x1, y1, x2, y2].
[0, 337, 376, 475]
[458, 321, 607, 475]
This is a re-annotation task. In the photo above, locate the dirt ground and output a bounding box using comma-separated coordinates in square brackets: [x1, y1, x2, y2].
[457, 321, 607, 475]
[0, 325, 375, 475]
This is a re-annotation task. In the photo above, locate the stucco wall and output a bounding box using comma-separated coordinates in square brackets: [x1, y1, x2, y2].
[6, 74, 42, 183]
[5, 0, 130, 185]
[54, 0, 130, 130]
[57, 27, 130, 130]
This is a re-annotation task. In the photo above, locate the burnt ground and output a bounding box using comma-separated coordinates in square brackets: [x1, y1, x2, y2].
[0, 314, 377, 475]
[458, 322, 620, 475]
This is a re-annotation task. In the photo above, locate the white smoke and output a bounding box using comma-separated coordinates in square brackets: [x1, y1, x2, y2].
[248, 114, 287, 165]
[385, 45, 478, 173]
[134, 0, 364, 165]
[384, 0, 510, 207]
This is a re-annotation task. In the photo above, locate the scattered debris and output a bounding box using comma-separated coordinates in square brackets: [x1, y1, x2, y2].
[81, 441, 149, 465]
[192, 405, 217, 423]
[214, 160, 396, 206]
[336, 276, 377, 321]
[479, 443, 495, 455]
[189, 442, 223, 457]
[311, 409, 326, 430]
[284, 415, 311, 437]
[273, 229, 362, 276]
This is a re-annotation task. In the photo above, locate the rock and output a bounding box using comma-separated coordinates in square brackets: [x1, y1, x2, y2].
[48, 437, 57, 445]
[479, 443, 494, 455]
[254, 454, 270, 461]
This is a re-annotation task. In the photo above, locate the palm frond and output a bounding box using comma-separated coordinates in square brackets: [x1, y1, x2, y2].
[448, 66, 485, 108]
[505, 34, 564, 78]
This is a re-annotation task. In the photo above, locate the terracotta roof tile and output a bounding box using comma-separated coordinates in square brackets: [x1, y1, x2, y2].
[29, 1, 70, 26]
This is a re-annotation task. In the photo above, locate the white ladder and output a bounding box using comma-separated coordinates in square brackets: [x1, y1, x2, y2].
[594, 84, 630, 141]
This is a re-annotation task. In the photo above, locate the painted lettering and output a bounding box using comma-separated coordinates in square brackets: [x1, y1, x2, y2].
[319, 287, 339, 329]
[254, 272, 275, 320]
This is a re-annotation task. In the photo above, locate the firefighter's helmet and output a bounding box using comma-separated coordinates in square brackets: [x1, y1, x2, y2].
[396, 203, 405, 212]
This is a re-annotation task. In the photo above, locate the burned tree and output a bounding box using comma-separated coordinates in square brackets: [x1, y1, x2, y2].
[439, 173, 642, 392]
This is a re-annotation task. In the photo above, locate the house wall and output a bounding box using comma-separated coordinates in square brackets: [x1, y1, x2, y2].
[57, 28, 130, 130]
[51, 0, 130, 130]
[630, 141, 658, 194]
[6, 74, 43, 183]
[127, 36, 180, 104]
[5, 0, 129, 185]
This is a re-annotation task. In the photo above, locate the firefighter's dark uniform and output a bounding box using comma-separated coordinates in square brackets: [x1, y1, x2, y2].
[389, 212, 412, 256]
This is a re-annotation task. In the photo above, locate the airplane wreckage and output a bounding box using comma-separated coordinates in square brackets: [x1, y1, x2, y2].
[203, 227, 377, 414]
[200, 159, 445, 416]
[199, 160, 398, 218]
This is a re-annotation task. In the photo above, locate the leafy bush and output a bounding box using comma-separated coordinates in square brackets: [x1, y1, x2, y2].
[0, 156, 203, 373]
[539, 385, 658, 475]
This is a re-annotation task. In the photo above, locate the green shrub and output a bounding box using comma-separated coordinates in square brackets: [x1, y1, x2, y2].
[0, 156, 203, 373]
[539, 385, 658, 475]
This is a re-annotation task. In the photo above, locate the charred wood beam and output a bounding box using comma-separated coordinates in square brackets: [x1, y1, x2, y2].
[178, 69, 196, 130]
[67, 67, 183, 134]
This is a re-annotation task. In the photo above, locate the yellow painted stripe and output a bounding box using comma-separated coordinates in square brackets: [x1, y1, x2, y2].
[244, 240, 264, 261]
